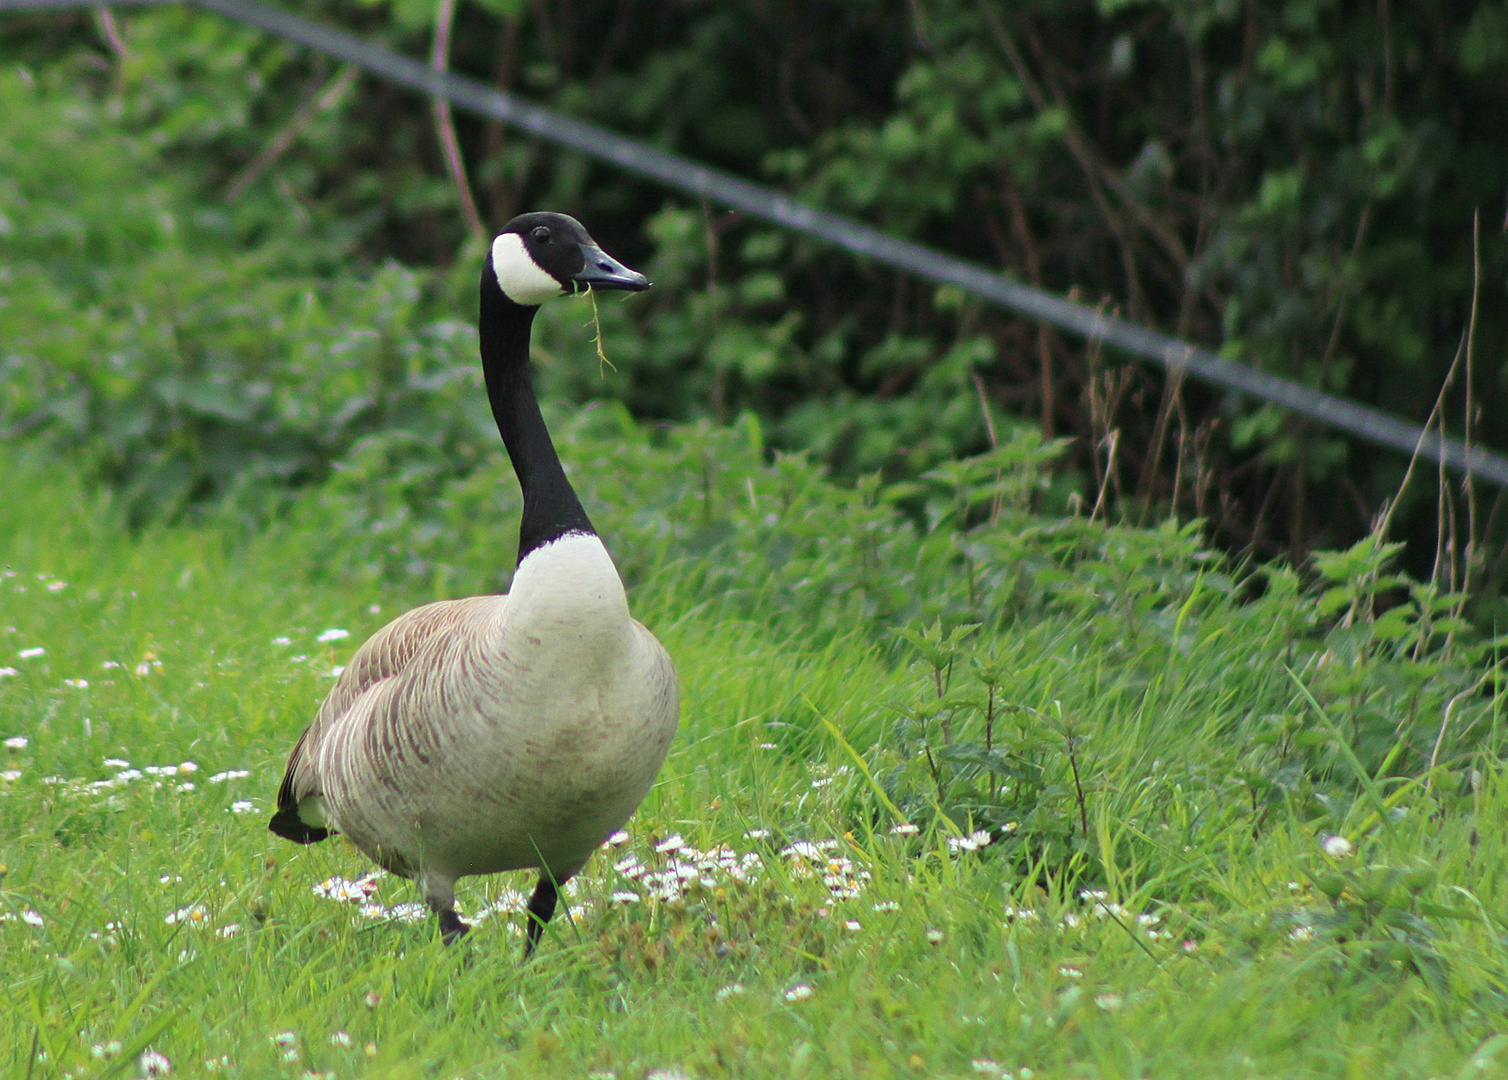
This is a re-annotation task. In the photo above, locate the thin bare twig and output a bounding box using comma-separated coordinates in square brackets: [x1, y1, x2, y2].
[1086, 337, 1127, 522]
[972, 369, 1000, 453]
[1090, 430, 1120, 523]
[971, 368, 1004, 524]
[1318, 203, 1372, 379]
[93, 6, 127, 62]
[225, 66, 358, 202]
[432, 0, 485, 240]
[998, 168, 1058, 437]
[1135, 367, 1185, 519]
[1065, 732, 1090, 840]
[1460, 210, 1481, 607]
[1427, 680, 1489, 790]
[1373, 325, 1468, 545]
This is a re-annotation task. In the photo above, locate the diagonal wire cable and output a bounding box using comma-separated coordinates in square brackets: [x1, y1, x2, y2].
[5, 0, 1506, 488]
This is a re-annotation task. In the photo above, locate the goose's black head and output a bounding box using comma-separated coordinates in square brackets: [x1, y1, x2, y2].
[487, 212, 650, 307]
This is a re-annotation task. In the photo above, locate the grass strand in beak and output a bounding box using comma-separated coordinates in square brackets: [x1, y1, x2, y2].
[587, 285, 616, 376]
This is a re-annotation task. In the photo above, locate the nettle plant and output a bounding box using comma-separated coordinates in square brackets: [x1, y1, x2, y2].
[868, 509, 1501, 897]
[880, 620, 1086, 866]
[1244, 535, 1497, 818]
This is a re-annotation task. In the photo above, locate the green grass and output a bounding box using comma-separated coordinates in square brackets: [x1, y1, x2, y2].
[3, 449, 1508, 1080]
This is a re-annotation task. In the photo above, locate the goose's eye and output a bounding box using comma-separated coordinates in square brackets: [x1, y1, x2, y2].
[532, 227, 552, 243]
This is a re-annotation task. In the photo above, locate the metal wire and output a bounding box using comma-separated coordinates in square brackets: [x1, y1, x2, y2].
[6, 0, 1506, 487]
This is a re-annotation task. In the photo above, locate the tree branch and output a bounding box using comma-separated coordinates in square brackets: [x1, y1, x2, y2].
[432, 0, 485, 240]
[225, 65, 358, 203]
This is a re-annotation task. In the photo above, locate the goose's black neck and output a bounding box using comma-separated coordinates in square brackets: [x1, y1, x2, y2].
[479, 271, 595, 566]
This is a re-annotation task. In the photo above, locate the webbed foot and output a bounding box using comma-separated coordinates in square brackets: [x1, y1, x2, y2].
[523, 876, 559, 958]
[437, 908, 470, 945]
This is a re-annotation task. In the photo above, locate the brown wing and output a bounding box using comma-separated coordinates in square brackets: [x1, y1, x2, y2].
[268, 596, 502, 843]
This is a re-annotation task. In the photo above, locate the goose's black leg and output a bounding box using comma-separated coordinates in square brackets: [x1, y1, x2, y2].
[437, 908, 470, 945]
[523, 875, 558, 957]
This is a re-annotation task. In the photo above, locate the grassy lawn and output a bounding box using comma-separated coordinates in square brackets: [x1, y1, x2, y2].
[2, 449, 1507, 1080]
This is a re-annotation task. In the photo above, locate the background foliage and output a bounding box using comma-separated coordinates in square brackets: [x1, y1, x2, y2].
[2, 0, 1507, 584]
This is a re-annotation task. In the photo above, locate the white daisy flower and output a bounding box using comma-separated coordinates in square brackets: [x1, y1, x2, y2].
[613, 854, 645, 878]
[1321, 835, 1353, 858]
[165, 905, 209, 926]
[947, 830, 991, 853]
[312, 875, 372, 903]
[316, 629, 350, 643]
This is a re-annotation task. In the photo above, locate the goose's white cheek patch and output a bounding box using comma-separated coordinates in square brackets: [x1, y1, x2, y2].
[492, 232, 563, 305]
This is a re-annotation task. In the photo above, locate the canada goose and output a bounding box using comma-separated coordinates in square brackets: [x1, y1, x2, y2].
[269, 213, 678, 954]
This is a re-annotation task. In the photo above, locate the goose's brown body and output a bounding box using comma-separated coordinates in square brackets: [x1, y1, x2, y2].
[277, 534, 678, 917]
[269, 212, 675, 950]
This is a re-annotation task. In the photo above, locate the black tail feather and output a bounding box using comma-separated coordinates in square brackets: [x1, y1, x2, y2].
[268, 804, 329, 844]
